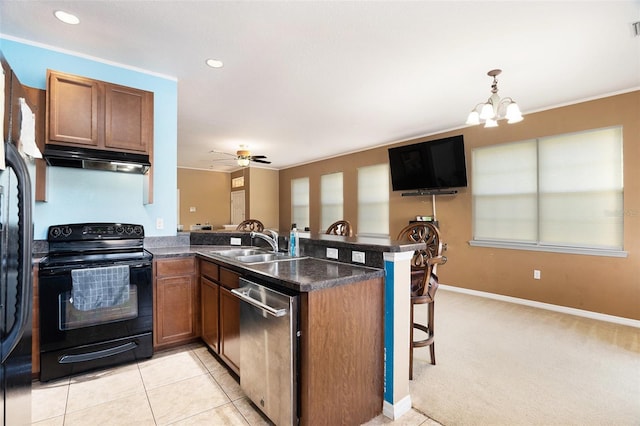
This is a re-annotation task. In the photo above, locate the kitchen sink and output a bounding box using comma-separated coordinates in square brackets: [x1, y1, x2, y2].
[211, 248, 267, 258]
[208, 247, 303, 264]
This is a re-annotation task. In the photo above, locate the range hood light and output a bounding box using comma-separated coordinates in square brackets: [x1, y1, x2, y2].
[110, 161, 143, 170]
[43, 144, 151, 174]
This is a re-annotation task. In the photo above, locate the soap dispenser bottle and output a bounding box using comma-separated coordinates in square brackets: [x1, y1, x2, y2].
[289, 223, 299, 257]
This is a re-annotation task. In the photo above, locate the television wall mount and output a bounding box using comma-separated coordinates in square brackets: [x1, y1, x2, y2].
[400, 189, 458, 197]
[400, 189, 458, 221]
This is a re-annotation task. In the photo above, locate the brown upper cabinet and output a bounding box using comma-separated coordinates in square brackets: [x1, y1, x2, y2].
[46, 70, 153, 154]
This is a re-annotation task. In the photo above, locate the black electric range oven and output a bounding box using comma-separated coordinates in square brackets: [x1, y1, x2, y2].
[38, 223, 153, 381]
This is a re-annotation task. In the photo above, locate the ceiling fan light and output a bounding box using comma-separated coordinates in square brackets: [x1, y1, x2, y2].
[479, 103, 495, 120]
[237, 158, 250, 167]
[466, 110, 480, 125]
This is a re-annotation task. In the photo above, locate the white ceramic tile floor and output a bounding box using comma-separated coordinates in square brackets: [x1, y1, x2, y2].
[32, 343, 435, 425]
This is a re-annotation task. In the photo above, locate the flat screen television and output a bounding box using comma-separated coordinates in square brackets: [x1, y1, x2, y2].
[388, 135, 468, 192]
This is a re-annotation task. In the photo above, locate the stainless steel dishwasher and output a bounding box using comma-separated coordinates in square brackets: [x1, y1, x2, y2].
[232, 278, 299, 426]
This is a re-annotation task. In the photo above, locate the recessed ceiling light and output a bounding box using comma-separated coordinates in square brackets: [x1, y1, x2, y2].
[54, 10, 80, 25]
[205, 59, 224, 69]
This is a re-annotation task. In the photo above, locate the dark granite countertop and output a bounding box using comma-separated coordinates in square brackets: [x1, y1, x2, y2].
[147, 245, 384, 292]
[197, 249, 384, 292]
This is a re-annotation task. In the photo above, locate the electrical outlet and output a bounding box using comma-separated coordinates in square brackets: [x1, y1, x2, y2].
[156, 218, 164, 229]
[230, 237, 242, 246]
[533, 269, 541, 280]
[189, 206, 196, 212]
[326, 248, 338, 259]
[352, 251, 365, 264]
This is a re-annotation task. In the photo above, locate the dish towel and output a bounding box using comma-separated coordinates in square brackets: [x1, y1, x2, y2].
[71, 265, 130, 311]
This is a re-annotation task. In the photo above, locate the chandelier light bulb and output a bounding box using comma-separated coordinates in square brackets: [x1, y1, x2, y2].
[484, 118, 498, 128]
[506, 102, 523, 123]
[479, 103, 495, 120]
[465, 110, 480, 125]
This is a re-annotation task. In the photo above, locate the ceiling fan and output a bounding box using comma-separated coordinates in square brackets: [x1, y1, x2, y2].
[209, 146, 271, 167]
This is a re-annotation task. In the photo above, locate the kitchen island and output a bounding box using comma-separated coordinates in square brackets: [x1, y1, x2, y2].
[150, 244, 385, 425]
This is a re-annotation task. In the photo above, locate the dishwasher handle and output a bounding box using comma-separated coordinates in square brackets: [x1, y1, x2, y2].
[231, 286, 288, 317]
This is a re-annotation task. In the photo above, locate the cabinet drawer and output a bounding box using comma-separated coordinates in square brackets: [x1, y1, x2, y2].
[200, 260, 219, 281]
[156, 257, 195, 277]
[219, 268, 240, 289]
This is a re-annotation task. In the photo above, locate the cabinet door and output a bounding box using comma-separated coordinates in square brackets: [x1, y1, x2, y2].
[219, 286, 240, 375]
[201, 276, 219, 353]
[47, 70, 100, 146]
[155, 274, 197, 348]
[104, 83, 153, 153]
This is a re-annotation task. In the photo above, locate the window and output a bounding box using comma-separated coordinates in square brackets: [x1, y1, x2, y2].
[358, 164, 389, 237]
[321, 172, 343, 232]
[231, 176, 244, 188]
[291, 177, 309, 230]
[471, 126, 624, 256]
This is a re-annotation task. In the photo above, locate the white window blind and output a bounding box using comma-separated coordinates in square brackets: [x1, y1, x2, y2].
[472, 126, 623, 252]
[473, 140, 538, 242]
[358, 164, 389, 237]
[291, 177, 309, 230]
[320, 172, 343, 232]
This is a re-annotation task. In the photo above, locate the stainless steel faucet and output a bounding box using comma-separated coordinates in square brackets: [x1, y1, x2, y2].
[250, 229, 279, 252]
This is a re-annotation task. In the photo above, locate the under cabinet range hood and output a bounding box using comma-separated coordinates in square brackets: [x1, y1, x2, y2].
[43, 144, 151, 174]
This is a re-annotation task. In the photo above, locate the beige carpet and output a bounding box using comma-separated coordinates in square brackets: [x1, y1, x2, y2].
[409, 289, 640, 426]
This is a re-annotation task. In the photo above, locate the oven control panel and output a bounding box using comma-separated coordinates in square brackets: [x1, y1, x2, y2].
[48, 223, 145, 241]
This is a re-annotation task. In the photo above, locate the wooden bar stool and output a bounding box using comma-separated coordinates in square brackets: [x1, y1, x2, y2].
[236, 219, 264, 232]
[397, 222, 446, 379]
[325, 220, 353, 236]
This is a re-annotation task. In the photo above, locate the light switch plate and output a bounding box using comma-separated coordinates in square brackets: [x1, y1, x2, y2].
[326, 248, 338, 259]
[230, 237, 242, 246]
[352, 251, 365, 264]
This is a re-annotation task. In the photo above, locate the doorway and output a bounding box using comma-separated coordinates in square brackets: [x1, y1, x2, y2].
[231, 190, 245, 224]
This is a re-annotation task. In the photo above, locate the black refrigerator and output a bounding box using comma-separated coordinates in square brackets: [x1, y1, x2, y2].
[1, 53, 33, 425]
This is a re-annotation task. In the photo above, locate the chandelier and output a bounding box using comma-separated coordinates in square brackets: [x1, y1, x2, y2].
[465, 69, 523, 128]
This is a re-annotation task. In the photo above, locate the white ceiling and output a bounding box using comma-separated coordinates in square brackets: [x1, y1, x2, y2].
[1, 1, 639, 172]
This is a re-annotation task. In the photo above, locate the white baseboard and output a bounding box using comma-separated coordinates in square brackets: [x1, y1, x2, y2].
[440, 284, 640, 329]
[382, 395, 412, 420]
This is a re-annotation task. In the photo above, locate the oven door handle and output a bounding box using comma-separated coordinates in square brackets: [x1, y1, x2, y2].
[58, 341, 138, 364]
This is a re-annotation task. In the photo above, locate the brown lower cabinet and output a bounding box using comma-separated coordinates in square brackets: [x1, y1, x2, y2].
[153, 257, 199, 350]
[200, 275, 219, 353]
[219, 286, 240, 374]
[199, 259, 241, 375]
